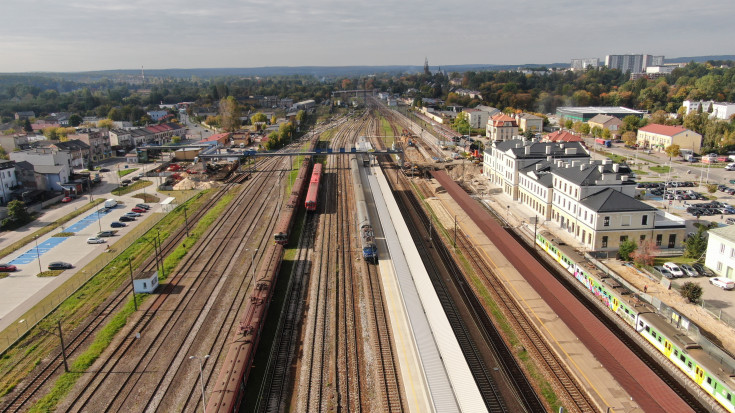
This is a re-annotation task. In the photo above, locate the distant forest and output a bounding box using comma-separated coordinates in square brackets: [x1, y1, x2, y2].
[3, 60, 735, 153]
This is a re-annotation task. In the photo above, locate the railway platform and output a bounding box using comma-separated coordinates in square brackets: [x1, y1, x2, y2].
[427, 179, 643, 413]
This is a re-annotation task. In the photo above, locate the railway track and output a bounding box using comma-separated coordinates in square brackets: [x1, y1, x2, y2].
[59, 156, 287, 412]
[448, 215, 595, 412]
[0, 171, 252, 413]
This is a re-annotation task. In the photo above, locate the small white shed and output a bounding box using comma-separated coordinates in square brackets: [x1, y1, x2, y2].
[133, 271, 159, 293]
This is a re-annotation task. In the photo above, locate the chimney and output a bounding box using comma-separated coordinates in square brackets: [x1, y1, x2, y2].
[525, 146, 531, 155]
[547, 155, 553, 161]
[603, 159, 612, 165]
[546, 146, 552, 154]
[598, 165, 604, 173]
[560, 143, 566, 149]
[580, 164, 586, 170]
[613, 163, 619, 172]
[536, 163, 543, 170]
[621, 175, 629, 181]
[565, 148, 577, 155]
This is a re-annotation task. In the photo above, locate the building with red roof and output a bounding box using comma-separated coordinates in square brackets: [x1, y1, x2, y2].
[544, 130, 583, 143]
[486, 113, 519, 141]
[200, 132, 231, 146]
[636, 123, 702, 153]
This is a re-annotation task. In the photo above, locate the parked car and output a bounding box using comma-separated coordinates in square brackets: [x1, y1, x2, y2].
[727, 218, 735, 225]
[680, 264, 699, 277]
[61, 196, 72, 203]
[0, 263, 17, 272]
[97, 230, 117, 237]
[131, 176, 140, 181]
[121, 179, 132, 185]
[663, 262, 684, 277]
[99, 168, 110, 172]
[48, 262, 73, 270]
[654, 266, 674, 279]
[119, 216, 135, 222]
[110, 221, 127, 228]
[710, 277, 735, 290]
[135, 203, 151, 210]
[124, 212, 141, 217]
[86, 236, 106, 244]
[692, 263, 714, 277]
[131, 207, 146, 213]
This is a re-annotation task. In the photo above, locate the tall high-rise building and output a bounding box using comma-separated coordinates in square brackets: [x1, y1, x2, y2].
[604, 54, 664, 73]
[570, 58, 599, 71]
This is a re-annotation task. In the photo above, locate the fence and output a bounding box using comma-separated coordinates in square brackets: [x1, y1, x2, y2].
[0, 190, 198, 354]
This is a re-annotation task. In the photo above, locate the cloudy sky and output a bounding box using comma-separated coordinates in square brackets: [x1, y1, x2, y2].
[1, 0, 734, 73]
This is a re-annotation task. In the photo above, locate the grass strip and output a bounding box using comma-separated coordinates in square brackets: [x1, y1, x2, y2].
[117, 168, 138, 177]
[112, 180, 152, 196]
[0, 199, 105, 261]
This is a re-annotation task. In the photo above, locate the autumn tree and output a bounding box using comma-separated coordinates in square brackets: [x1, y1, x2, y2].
[664, 144, 681, 161]
[219, 96, 241, 133]
[591, 126, 602, 138]
[622, 131, 637, 147]
[632, 239, 658, 267]
[251, 112, 268, 131]
[205, 115, 221, 128]
[601, 128, 612, 139]
[97, 119, 114, 129]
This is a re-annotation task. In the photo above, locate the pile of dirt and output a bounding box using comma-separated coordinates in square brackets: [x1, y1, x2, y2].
[173, 178, 217, 191]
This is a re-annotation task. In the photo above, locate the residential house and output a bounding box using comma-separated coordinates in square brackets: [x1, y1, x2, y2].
[67, 129, 111, 163]
[705, 226, 735, 279]
[587, 114, 623, 135]
[636, 124, 702, 153]
[0, 160, 18, 205]
[15, 161, 45, 191]
[683, 100, 735, 121]
[483, 139, 589, 200]
[462, 108, 489, 131]
[544, 130, 583, 143]
[32, 139, 90, 169]
[486, 113, 519, 141]
[0, 134, 29, 154]
[14, 111, 35, 120]
[147, 110, 169, 121]
[9, 148, 72, 191]
[109, 129, 133, 148]
[515, 113, 544, 133]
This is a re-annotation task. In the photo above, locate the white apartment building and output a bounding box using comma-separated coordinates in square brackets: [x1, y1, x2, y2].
[683, 100, 735, 121]
[486, 113, 519, 141]
[705, 226, 735, 279]
[0, 160, 18, 205]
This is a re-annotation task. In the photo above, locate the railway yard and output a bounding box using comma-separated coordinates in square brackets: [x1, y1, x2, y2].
[1, 99, 734, 413]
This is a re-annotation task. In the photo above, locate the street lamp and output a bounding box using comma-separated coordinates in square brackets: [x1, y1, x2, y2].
[34, 235, 42, 274]
[189, 354, 210, 413]
[183, 206, 189, 237]
[128, 258, 137, 311]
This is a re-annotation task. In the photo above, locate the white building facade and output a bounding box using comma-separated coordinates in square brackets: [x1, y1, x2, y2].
[705, 226, 735, 279]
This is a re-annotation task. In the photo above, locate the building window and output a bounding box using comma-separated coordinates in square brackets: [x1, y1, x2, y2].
[621, 215, 631, 226]
[656, 234, 663, 246]
[722, 243, 726, 253]
[642, 215, 648, 225]
[640, 235, 646, 243]
[668, 234, 676, 248]
[717, 262, 723, 271]
[620, 235, 628, 243]
[602, 236, 608, 248]
[603, 216, 610, 227]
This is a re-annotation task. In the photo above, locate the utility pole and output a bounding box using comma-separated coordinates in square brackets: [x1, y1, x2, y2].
[183, 206, 189, 237]
[128, 258, 137, 310]
[454, 215, 457, 248]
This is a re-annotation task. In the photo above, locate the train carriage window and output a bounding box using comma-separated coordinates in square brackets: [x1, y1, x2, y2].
[659, 337, 662, 343]
[727, 393, 731, 401]
[707, 377, 712, 385]
[674, 350, 678, 356]
[652, 331, 656, 338]
[680, 354, 686, 362]
[645, 325, 649, 332]
[688, 361, 692, 369]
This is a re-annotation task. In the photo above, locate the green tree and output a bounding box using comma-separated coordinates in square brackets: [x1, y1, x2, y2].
[453, 112, 470, 134]
[684, 226, 708, 258]
[279, 121, 295, 143]
[23, 118, 32, 132]
[664, 144, 681, 160]
[618, 239, 637, 261]
[251, 112, 267, 128]
[295, 110, 306, 125]
[706, 183, 718, 194]
[2, 200, 32, 229]
[219, 96, 241, 132]
[579, 123, 590, 135]
[563, 119, 573, 129]
[650, 110, 668, 125]
[680, 282, 703, 303]
[601, 128, 612, 139]
[69, 114, 82, 127]
[42, 127, 59, 140]
[591, 126, 602, 138]
[171, 136, 182, 144]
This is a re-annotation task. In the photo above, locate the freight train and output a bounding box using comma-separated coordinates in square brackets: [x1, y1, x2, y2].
[536, 233, 735, 413]
[304, 163, 322, 212]
[350, 155, 378, 262]
[274, 157, 312, 244]
[208, 137, 319, 413]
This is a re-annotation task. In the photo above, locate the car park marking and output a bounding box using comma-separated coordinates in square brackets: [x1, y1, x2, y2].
[10, 237, 67, 264]
[65, 207, 115, 233]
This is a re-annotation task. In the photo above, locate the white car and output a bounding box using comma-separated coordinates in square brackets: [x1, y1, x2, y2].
[86, 237, 106, 244]
[710, 277, 735, 290]
[663, 262, 684, 277]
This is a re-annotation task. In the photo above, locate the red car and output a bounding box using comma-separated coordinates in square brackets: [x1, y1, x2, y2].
[0, 263, 17, 272]
[61, 197, 72, 203]
[131, 207, 146, 213]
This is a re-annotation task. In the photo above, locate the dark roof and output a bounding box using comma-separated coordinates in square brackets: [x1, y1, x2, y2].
[14, 160, 34, 171]
[519, 161, 554, 187]
[494, 139, 589, 159]
[553, 161, 633, 186]
[32, 139, 90, 151]
[581, 188, 656, 212]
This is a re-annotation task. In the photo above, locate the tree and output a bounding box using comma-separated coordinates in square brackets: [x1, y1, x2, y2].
[42, 127, 59, 140]
[622, 131, 637, 147]
[563, 119, 573, 129]
[2, 200, 32, 229]
[632, 239, 658, 267]
[295, 110, 306, 125]
[601, 128, 612, 139]
[579, 123, 590, 135]
[684, 226, 708, 258]
[618, 239, 637, 261]
[171, 135, 182, 144]
[453, 112, 470, 134]
[650, 110, 668, 125]
[23, 118, 32, 132]
[251, 112, 268, 131]
[69, 114, 82, 127]
[591, 126, 602, 138]
[219, 96, 241, 133]
[706, 183, 718, 194]
[664, 144, 681, 160]
[205, 115, 220, 128]
[680, 282, 703, 303]
[97, 119, 114, 130]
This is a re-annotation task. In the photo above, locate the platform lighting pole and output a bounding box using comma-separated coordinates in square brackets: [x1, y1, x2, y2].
[34, 235, 42, 274]
[97, 207, 103, 232]
[156, 230, 165, 280]
[128, 258, 137, 311]
[189, 355, 210, 413]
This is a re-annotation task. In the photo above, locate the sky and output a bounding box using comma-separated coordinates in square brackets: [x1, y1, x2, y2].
[1, 0, 734, 73]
